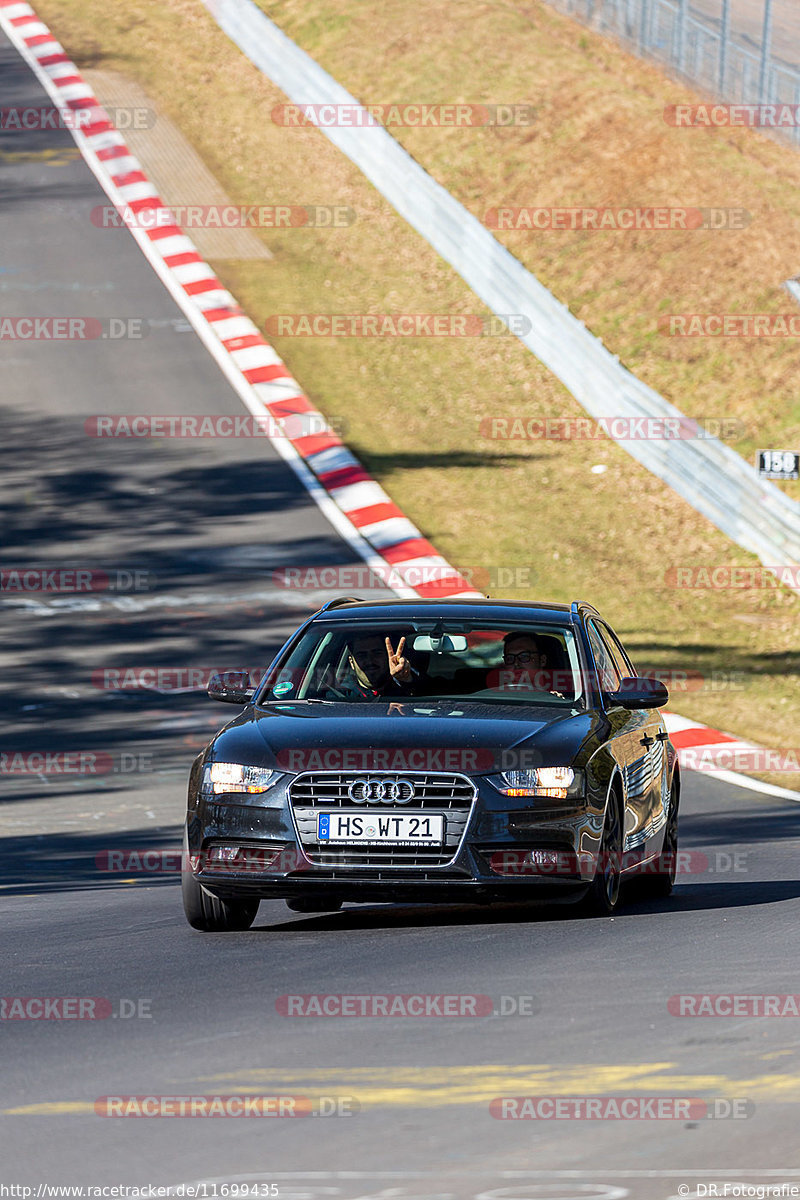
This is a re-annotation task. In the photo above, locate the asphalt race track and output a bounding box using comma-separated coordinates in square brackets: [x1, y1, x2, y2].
[2, 25, 800, 1199]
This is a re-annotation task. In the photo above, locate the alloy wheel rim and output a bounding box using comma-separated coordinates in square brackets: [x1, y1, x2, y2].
[664, 785, 679, 883]
[603, 798, 622, 905]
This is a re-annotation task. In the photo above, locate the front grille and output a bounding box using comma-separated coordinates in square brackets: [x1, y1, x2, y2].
[289, 771, 475, 809]
[288, 771, 476, 868]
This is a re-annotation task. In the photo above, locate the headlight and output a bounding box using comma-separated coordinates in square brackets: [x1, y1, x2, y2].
[203, 762, 281, 795]
[493, 766, 583, 800]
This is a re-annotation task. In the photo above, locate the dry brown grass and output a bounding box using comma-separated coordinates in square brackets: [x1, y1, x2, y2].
[263, 0, 800, 487]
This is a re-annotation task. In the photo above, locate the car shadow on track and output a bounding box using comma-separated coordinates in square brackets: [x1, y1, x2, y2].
[623, 878, 800, 912]
[250, 877, 800, 932]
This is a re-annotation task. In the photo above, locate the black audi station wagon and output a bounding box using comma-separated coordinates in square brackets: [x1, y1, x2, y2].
[182, 599, 679, 930]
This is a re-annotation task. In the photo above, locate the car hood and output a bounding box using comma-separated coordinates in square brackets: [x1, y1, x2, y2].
[209, 701, 602, 773]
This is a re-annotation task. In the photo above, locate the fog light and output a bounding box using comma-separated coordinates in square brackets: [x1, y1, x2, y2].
[528, 849, 561, 868]
[489, 849, 574, 876]
[203, 844, 287, 873]
[209, 845, 241, 864]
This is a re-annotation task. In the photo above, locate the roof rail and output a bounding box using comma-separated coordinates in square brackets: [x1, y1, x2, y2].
[571, 600, 601, 619]
[317, 596, 364, 613]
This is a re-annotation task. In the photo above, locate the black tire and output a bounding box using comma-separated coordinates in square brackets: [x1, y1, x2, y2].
[286, 896, 343, 913]
[582, 788, 623, 917]
[181, 833, 260, 931]
[643, 776, 680, 899]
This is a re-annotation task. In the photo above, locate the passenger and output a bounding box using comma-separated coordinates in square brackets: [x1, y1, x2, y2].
[486, 632, 567, 698]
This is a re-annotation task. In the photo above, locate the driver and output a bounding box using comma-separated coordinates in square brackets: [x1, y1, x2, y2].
[334, 634, 421, 699]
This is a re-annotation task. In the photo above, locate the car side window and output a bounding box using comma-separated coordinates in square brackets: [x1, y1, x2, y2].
[586, 622, 621, 694]
[598, 621, 635, 680]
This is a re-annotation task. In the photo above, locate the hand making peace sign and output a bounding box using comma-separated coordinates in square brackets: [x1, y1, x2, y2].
[385, 635, 412, 682]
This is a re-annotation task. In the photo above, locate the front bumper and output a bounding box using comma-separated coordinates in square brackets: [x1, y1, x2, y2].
[186, 771, 606, 905]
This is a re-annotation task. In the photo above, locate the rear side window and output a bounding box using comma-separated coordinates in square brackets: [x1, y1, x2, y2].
[598, 621, 635, 680]
[586, 622, 620, 693]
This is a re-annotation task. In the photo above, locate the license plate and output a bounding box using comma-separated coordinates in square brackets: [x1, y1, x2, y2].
[317, 811, 444, 845]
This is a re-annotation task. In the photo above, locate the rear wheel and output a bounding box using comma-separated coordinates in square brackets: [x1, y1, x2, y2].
[582, 788, 623, 917]
[181, 832, 260, 931]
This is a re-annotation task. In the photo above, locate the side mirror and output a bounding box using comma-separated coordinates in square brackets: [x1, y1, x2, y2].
[607, 676, 669, 710]
[207, 671, 254, 704]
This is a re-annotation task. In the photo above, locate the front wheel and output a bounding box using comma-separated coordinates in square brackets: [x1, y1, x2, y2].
[582, 789, 623, 917]
[181, 832, 260, 931]
[644, 777, 680, 898]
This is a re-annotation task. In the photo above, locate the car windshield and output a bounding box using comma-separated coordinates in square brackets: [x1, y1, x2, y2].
[257, 620, 585, 706]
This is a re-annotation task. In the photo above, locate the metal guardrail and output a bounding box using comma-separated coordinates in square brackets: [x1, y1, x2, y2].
[548, 0, 800, 144]
[203, 0, 800, 578]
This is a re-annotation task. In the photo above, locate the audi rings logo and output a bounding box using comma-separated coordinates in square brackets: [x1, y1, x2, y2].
[347, 777, 416, 805]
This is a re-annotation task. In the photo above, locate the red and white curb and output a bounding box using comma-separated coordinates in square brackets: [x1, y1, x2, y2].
[1, 0, 797, 801]
[662, 712, 800, 800]
[0, 0, 476, 603]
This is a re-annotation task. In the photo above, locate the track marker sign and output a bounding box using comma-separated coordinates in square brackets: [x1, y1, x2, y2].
[757, 449, 799, 480]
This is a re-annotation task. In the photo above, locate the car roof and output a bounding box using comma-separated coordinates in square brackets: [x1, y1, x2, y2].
[309, 598, 599, 624]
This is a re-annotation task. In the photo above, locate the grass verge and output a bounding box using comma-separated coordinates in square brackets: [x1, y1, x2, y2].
[23, 0, 800, 784]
